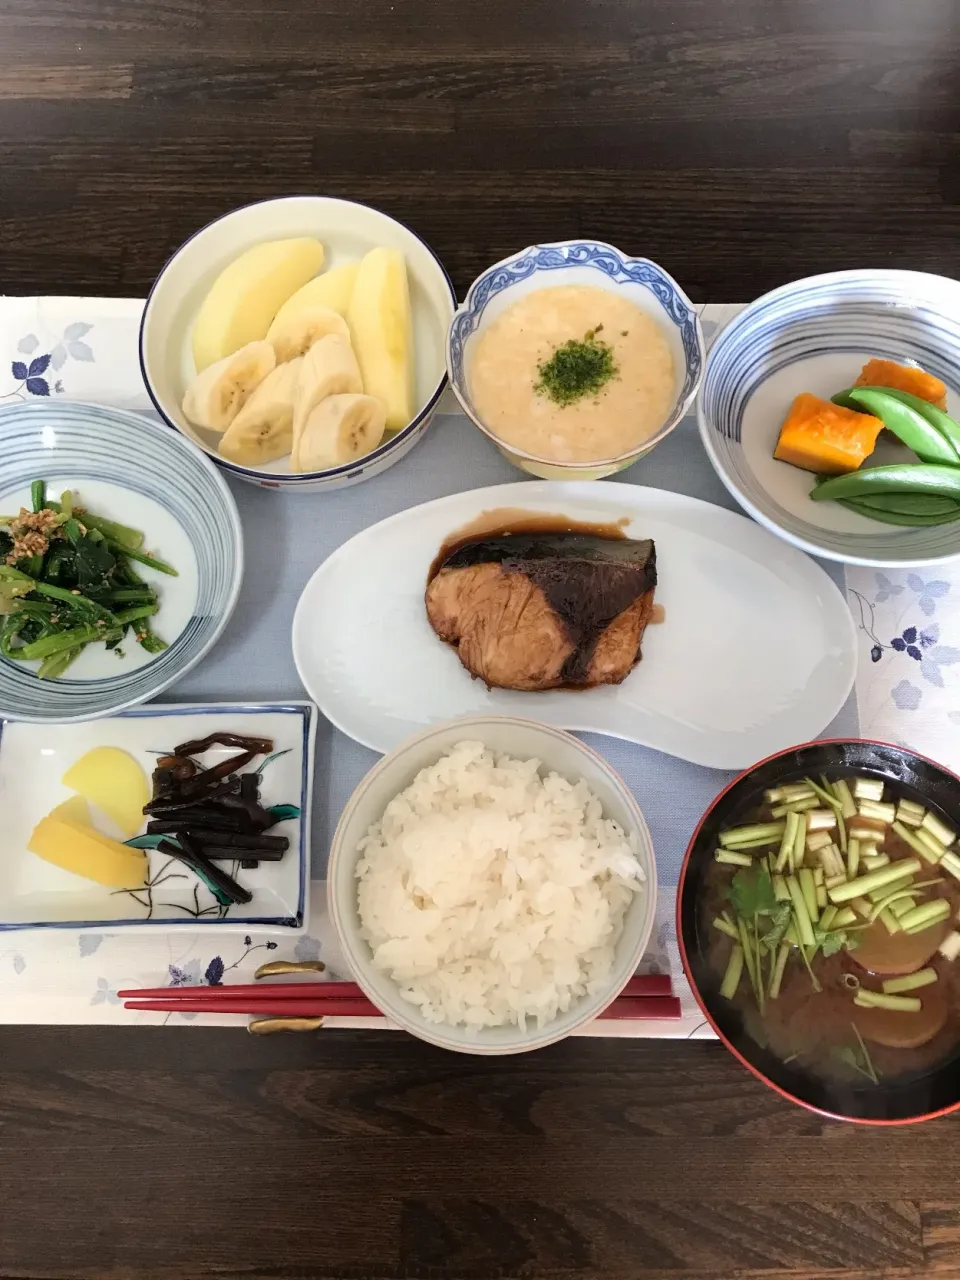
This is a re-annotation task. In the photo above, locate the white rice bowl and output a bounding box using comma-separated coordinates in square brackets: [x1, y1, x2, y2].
[354, 739, 645, 1031]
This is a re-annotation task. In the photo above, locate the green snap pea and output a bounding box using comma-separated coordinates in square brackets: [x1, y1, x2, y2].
[846, 388, 960, 466]
[850, 492, 960, 517]
[831, 390, 861, 412]
[838, 498, 960, 527]
[811, 463, 960, 504]
[855, 386, 960, 458]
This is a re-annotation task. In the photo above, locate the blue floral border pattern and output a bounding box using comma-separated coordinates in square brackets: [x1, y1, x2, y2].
[448, 242, 703, 413]
[2, 323, 95, 402]
[850, 573, 960, 717]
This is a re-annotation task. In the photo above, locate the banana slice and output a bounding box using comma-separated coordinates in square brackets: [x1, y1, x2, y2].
[218, 357, 302, 467]
[266, 305, 349, 364]
[182, 341, 276, 433]
[295, 393, 386, 473]
[292, 333, 363, 468]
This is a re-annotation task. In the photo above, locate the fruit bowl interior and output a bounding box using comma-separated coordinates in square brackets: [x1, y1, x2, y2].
[679, 739, 960, 1124]
[140, 196, 455, 484]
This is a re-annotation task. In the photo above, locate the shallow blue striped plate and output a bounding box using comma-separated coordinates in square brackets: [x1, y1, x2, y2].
[698, 270, 960, 567]
[0, 402, 243, 721]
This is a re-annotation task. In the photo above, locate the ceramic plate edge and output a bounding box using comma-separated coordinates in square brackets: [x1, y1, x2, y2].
[291, 481, 858, 768]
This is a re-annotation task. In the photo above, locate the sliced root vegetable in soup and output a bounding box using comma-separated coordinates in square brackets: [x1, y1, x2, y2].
[468, 285, 676, 464]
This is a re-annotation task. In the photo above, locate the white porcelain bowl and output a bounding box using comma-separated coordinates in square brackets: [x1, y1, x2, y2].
[699, 269, 960, 567]
[327, 716, 658, 1055]
[140, 196, 456, 492]
[447, 240, 705, 480]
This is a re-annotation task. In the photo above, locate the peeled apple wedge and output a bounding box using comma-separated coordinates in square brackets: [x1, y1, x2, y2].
[219, 357, 302, 467]
[192, 237, 325, 372]
[295, 393, 386, 472]
[270, 261, 360, 329]
[347, 247, 414, 432]
[292, 333, 363, 468]
[266, 304, 349, 364]
[181, 341, 275, 433]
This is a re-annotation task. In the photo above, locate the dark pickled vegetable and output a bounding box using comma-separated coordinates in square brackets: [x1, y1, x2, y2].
[173, 732, 274, 757]
[145, 734, 288, 903]
[179, 750, 258, 797]
[154, 828, 287, 852]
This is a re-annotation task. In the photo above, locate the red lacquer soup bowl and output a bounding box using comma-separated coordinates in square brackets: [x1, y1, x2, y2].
[677, 738, 960, 1125]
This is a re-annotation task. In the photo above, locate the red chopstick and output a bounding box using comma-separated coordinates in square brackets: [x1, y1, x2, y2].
[119, 973, 681, 1022]
[125, 997, 382, 1017]
[124, 994, 680, 1020]
[117, 973, 673, 1003]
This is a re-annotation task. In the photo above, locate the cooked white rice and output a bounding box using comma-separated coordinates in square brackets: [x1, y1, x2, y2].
[355, 739, 645, 1030]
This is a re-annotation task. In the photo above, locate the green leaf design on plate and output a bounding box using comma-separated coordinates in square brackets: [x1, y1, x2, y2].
[125, 833, 173, 851]
[259, 748, 292, 774]
[268, 803, 300, 822]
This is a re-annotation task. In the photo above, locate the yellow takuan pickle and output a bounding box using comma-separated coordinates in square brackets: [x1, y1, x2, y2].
[28, 797, 148, 889]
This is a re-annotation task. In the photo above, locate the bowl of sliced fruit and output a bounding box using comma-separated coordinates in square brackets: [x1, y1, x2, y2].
[699, 269, 960, 567]
[140, 197, 456, 491]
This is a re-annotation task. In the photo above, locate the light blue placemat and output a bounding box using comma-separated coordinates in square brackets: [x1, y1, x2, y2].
[166, 408, 857, 890]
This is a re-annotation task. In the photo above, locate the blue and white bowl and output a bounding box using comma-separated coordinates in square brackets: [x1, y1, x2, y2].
[140, 196, 456, 493]
[0, 402, 243, 721]
[699, 269, 960, 567]
[447, 240, 704, 480]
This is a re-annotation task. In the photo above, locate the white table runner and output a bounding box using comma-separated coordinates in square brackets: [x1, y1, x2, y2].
[2, 297, 958, 1037]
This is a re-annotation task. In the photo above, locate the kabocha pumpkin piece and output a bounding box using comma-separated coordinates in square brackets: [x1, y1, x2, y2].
[855, 359, 948, 411]
[774, 393, 883, 475]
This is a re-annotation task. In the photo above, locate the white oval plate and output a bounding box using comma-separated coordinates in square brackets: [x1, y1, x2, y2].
[292, 482, 857, 770]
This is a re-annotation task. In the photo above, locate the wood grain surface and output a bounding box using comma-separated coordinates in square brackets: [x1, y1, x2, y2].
[3, 1, 960, 1277]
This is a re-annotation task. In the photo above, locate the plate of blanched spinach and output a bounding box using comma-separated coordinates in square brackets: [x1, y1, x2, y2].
[0, 480, 177, 679]
[0, 400, 242, 722]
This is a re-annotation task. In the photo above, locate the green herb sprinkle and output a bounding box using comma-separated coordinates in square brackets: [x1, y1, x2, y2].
[534, 327, 618, 407]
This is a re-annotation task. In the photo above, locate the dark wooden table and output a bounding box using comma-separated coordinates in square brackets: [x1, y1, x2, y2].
[3, 2, 960, 1276]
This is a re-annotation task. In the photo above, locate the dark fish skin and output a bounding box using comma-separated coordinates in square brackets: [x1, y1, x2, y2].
[440, 532, 655, 572]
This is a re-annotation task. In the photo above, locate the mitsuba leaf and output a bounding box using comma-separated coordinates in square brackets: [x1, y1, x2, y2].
[819, 929, 847, 958]
[761, 902, 792, 948]
[730, 865, 777, 920]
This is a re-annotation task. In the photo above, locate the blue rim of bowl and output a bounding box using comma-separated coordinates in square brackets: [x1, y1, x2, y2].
[446, 239, 705, 469]
[696, 268, 960, 568]
[138, 195, 458, 484]
[0, 701, 311, 930]
[0, 401, 244, 723]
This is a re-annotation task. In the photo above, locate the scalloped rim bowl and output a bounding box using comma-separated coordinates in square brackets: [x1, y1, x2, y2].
[327, 715, 658, 1055]
[446, 239, 705, 480]
[139, 196, 456, 492]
